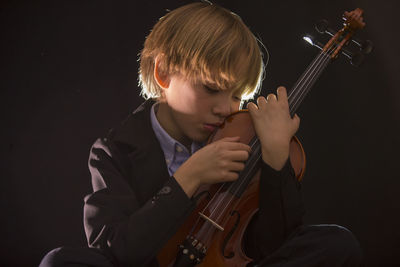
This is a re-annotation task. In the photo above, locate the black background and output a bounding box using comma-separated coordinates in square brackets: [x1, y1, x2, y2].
[1, 0, 399, 266]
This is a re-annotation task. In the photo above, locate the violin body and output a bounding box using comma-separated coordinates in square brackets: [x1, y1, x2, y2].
[210, 110, 306, 183]
[157, 110, 306, 267]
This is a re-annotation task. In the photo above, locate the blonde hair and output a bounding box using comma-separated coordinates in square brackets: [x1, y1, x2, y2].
[139, 2, 265, 101]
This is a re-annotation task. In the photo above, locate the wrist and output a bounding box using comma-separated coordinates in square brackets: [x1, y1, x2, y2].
[261, 145, 289, 171]
[173, 169, 201, 198]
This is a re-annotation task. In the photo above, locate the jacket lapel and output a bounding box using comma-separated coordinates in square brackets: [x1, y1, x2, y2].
[110, 100, 171, 205]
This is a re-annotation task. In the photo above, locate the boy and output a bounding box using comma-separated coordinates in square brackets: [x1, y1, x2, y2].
[41, 2, 362, 266]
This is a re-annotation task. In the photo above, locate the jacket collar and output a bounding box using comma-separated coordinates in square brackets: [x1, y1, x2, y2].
[108, 100, 171, 203]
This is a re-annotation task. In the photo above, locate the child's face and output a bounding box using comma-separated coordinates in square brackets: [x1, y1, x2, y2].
[159, 73, 241, 147]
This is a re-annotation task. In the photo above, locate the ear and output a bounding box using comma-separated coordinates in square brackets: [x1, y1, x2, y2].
[154, 55, 170, 89]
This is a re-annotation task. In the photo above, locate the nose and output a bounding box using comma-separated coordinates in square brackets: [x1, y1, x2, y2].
[212, 98, 234, 118]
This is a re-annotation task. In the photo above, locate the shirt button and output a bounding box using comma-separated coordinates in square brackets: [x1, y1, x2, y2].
[166, 159, 171, 165]
[176, 146, 183, 152]
[151, 195, 158, 204]
[158, 186, 172, 195]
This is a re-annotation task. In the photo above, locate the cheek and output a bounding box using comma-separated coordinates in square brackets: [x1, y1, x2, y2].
[168, 88, 199, 114]
[231, 102, 240, 112]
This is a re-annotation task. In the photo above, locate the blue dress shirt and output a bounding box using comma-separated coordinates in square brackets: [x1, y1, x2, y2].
[150, 103, 204, 176]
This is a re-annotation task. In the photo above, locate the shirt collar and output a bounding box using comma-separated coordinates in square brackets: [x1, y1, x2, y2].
[150, 103, 203, 173]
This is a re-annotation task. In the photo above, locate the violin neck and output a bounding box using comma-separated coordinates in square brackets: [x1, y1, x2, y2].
[288, 50, 332, 117]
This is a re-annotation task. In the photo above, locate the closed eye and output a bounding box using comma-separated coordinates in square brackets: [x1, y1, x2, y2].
[233, 96, 242, 102]
[205, 85, 219, 94]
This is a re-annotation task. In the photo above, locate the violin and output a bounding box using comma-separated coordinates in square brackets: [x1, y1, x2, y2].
[158, 8, 370, 267]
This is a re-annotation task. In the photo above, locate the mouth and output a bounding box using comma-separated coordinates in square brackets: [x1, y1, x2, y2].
[203, 122, 223, 132]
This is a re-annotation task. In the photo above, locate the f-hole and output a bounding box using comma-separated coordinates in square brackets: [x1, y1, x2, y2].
[222, 210, 240, 258]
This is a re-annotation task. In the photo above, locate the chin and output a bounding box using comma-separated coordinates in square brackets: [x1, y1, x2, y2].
[189, 133, 209, 143]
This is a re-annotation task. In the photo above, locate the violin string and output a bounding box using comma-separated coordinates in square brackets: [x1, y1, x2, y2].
[289, 45, 336, 113]
[290, 57, 329, 113]
[208, 138, 261, 225]
[288, 48, 332, 112]
[201, 137, 259, 218]
[201, 47, 329, 231]
[207, 45, 338, 226]
[199, 137, 260, 243]
[202, 143, 261, 239]
[198, 138, 259, 228]
[194, 185, 231, 245]
[199, 48, 328, 225]
[196, 43, 338, 242]
[288, 50, 328, 104]
[200, 137, 260, 220]
[201, 178, 229, 211]
[219, 47, 332, 196]
[290, 52, 331, 112]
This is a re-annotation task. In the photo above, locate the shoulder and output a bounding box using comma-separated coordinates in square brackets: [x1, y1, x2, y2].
[108, 100, 155, 145]
[89, 99, 159, 170]
[88, 100, 164, 192]
[91, 100, 157, 153]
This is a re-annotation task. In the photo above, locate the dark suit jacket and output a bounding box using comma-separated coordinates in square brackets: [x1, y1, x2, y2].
[83, 100, 305, 266]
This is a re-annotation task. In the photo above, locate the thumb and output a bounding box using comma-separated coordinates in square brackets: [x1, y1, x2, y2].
[219, 136, 241, 142]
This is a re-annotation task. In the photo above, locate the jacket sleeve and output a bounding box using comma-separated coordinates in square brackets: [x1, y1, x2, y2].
[246, 159, 305, 259]
[83, 138, 196, 266]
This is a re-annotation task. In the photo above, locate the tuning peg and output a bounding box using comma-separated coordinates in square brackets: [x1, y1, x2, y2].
[303, 35, 364, 67]
[315, 19, 331, 34]
[315, 19, 338, 36]
[350, 51, 365, 66]
[343, 36, 373, 54]
[357, 39, 374, 54]
[341, 47, 364, 67]
[315, 19, 373, 55]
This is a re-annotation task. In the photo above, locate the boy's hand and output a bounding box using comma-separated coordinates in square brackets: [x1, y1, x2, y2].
[248, 86, 300, 171]
[174, 136, 250, 197]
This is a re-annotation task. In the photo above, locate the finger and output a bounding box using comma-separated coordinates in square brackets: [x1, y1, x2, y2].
[247, 101, 258, 112]
[228, 150, 250, 162]
[228, 161, 246, 172]
[276, 86, 288, 101]
[219, 136, 241, 142]
[223, 172, 239, 182]
[266, 94, 276, 102]
[223, 142, 251, 154]
[256, 96, 267, 108]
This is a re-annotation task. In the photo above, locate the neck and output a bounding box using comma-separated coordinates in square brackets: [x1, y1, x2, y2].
[156, 102, 192, 149]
